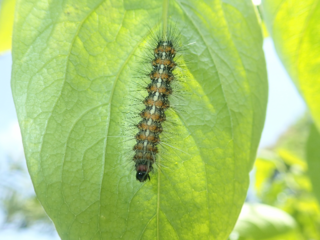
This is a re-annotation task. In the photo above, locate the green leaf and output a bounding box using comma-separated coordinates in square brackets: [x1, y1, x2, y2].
[0, 0, 16, 53]
[306, 124, 320, 203]
[254, 158, 277, 196]
[277, 149, 307, 172]
[254, 5, 269, 38]
[11, 0, 267, 239]
[262, 0, 320, 131]
[231, 203, 299, 240]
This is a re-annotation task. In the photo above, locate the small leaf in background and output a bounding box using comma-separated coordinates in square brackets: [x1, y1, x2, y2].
[306, 124, 320, 203]
[277, 149, 307, 172]
[254, 156, 287, 205]
[262, 0, 320, 131]
[231, 203, 299, 240]
[254, 158, 276, 196]
[0, 0, 15, 53]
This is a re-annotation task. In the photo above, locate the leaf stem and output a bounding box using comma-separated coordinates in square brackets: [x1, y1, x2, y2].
[162, 0, 168, 39]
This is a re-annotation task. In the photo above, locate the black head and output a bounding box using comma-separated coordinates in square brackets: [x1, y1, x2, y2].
[136, 171, 150, 182]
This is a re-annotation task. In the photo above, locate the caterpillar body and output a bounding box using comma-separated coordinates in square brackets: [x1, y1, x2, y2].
[133, 39, 177, 182]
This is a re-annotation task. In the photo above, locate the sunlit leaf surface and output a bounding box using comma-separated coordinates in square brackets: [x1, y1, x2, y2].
[262, 0, 320, 131]
[0, 0, 16, 53]
[11, 0, 267, 239]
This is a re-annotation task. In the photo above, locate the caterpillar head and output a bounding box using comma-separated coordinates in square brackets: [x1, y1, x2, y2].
[136, 163, 152, 182]
[136, 171, 150, 182]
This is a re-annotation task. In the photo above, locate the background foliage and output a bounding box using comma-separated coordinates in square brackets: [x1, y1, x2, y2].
[232, 116, 320, 240]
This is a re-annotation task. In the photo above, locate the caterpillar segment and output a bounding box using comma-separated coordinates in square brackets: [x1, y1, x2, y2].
[133, 40, 176, 182]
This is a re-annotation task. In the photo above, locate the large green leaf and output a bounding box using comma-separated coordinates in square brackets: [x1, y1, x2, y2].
[306, 124, 320, 203]
[262, 0, 320, 131]
[231, 203, 299, 240]
[11, 0, 267, 239]
[0, 0, 16, 53]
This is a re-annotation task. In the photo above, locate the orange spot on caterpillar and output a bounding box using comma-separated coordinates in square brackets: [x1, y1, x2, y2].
[143, 95, 170, 109]
[137, 120, 163, 133]
[147, 82, 172, 95]
[133, 142, 158, 153]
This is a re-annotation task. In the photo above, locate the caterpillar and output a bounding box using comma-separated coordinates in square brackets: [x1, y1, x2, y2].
[133, 34, 177, 182]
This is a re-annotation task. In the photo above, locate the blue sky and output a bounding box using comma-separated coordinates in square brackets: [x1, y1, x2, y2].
[259, 38, 306, 147]
[0, 37, 306, 239]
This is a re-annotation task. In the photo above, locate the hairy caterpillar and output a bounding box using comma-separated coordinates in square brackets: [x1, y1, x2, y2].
[133, 28, 180, 182]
